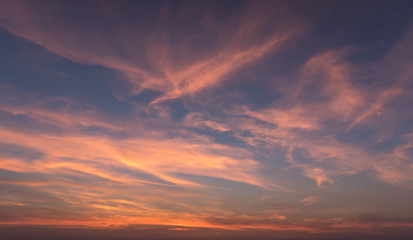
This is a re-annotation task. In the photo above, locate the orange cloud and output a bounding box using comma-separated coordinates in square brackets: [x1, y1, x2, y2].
[0, 101, 274, 229]
[1, 2, 413, 235]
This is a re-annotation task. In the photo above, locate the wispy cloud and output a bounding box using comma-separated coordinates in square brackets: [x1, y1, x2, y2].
[0, 0, 302, 102]
[299, 195, 319, 205]
[0, 0, 413, 236]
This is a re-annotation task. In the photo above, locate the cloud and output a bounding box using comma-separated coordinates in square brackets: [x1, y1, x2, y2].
[0, 0, 302, 102]
[373, 132, 413, 186]
[0, 102, 262, 186]
[299, 49, 364, 119]
[182, 34, 413, 188]
[299, 196, 319, 205]
[0, 98, 273, 229]
[1, 1, 413, 235]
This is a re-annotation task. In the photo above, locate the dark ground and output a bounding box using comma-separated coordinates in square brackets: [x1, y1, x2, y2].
[1, 225, 413, 240]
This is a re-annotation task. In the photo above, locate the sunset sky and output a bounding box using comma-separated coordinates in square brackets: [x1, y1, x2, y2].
[1, 1, 413, 239]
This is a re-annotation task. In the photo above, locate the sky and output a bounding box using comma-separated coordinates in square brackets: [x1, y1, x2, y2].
[0, 0, 413, 239]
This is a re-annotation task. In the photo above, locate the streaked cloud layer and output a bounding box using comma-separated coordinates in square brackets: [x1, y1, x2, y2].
[0, 0, 413, 239]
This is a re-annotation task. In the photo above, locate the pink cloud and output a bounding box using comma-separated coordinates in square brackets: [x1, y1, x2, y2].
[0, 0, 302, 102]
[299, 195, 319, 205]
